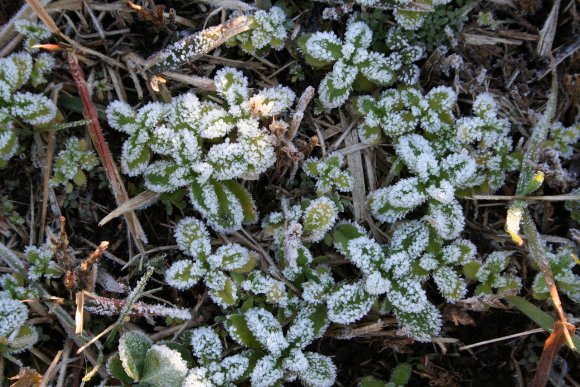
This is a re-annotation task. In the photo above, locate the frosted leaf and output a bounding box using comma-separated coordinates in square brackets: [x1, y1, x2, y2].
[207, 142, 247, 180]
[433, 266, 467, 302]
[245, 307, 288, 355]
[165, 259, 205, 290]
[214, 67, 248, 106]
[299, 352, 337, 387]
[346, 236, 385, 274]
[473, 93, 497, 121]
[183, 367, 215, 387]
[118, 330, 152, 380]
[358, 51, 399, 85]
[440, 153, 477, 187]
[303, 197, 338, 242]
[344, 21, 373, 49]
[208, 243, 252, 271]
[121, 135, 151, 176]
[327, 282, 373, 324]
[15, 20, 51, 41]
[0, 124, 19, 161]
[149, 124, 177, 155]
[390, 220, 430, 257]
[0, 52, 32, 91]
[221, 353, 249, 382]
[423, 200, 465, 240]
[136, 101, 168, 128]
[304, 31, 342, 62]
[365, 271, 391, 295]
[426, 180, 456, 204]
[395, 301, 442, 342]
[441, 239, 476, 265]
[286, 315, 316, 349]
[250, 355, 284, 387]
[174, 217, 211, 258]
[198, 102, 234, 139]
[106, 100, 138, 134]
[426, 86, 457, 111]
[141, 344, 189, 386]
[0, 298, 28, 337]
[368, 177, 427, 223]
[30, 53, 55, 86]
[387, 278, 429, 313]
[237, 6, 288, 54]
[395, 134, 438, 180]
[283, 348, 309, 373]
[190, 326, 222, 362]
[11, 91, 56, 125]
[393, 9, 426, 31]
[302, 270, 335, 305]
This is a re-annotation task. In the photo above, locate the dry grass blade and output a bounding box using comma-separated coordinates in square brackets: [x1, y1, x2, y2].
[458, 328, 545, 350]
[536, 0, 561, 57]
[66, 52, 148, 245]
[531, 321, 576, 387]
[99, 191, 160, 226]
[38, 350, 62, 387]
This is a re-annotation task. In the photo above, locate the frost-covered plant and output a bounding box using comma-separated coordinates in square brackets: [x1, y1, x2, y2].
[0, 51, 56, 163]
[150, 7, 289, 73]
[547, 122, 579, 160]
[263, 196, 340, 267]
[531, 245, 579, 304]
[352, 0, 453, 30]
[51, 137, 99, 193]
[107, 67, 296, 232]
[360, 88, 519, 239]
[166, 217, 258, 307]
[298, 19, 424, 109]
[464, 251, 521, 296]
[303, 152, 353, 195]
[0, 241, 59, 299]
[329, 220, 482, 340]
[0, 298, 38, 362]
[232, 6, 290, 54]
[108, 330, 189, 386]
[387, 0, 468, 51]
[14, 20, 52, 53]
[218, 306, 335, 387]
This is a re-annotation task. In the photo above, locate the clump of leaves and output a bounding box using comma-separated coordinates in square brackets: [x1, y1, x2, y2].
[298, 19, 424, 109]
[232, 6, 290, 55]
[51, 137, 99, 193]
[0, 51, 56, 164]
[107, 67, 296, 232]
[532, 245, 579, 304]
[0, 298, 38, 364]
[352, 0, 454, 30]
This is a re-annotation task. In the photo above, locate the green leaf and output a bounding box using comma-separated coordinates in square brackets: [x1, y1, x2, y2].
[226, 314, 261, 349]
[463, 260, 481, 279]
[108, 353, 135, 383]
[359, 376, 388, 387]
[140, 345, 189, 387]
[118, 330, 152, 381]
[223, 180, 257, 224]
[390, 363, 412, 385]
[215, 277, 237, 306]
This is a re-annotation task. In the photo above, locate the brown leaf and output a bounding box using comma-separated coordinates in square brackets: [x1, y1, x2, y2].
[531, 320, 576, 387]
[9, 367, 42, 387]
